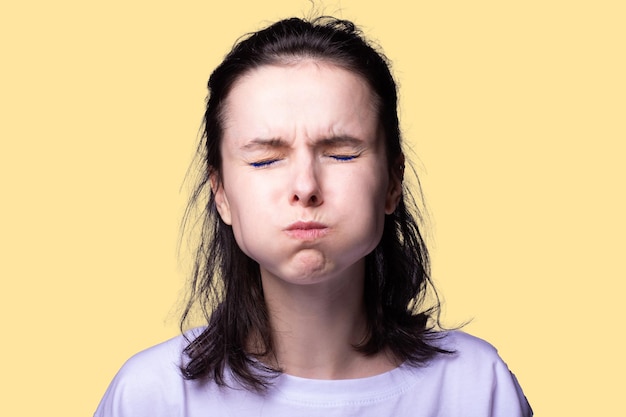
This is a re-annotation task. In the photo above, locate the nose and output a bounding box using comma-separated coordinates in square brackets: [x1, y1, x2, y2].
[290, 157, 323, 207]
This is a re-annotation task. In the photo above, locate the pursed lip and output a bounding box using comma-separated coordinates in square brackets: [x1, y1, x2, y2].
[284, 221, 329, 240]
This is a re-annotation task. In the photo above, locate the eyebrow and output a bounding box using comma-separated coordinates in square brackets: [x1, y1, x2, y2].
[317, 136, 365, 148]
[240, 135, 365, 151]
[240, 138, 289, 151]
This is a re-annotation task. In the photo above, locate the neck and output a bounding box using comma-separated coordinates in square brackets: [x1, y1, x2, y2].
[257, 262, 397, 379]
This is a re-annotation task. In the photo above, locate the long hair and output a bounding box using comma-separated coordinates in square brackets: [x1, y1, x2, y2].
[180, 16, 451, 391]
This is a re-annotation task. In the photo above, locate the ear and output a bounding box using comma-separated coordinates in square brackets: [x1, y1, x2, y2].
[210, 171, 232, 225]
[385, 154, 405, 214]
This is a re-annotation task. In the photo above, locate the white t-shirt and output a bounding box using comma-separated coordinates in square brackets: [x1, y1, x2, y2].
[95, 330, 532, 416]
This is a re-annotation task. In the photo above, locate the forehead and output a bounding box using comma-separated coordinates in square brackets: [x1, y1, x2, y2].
[221, 61, 381, 146]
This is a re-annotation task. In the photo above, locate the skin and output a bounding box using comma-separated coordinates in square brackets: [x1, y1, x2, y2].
[212, 60, 403, 379]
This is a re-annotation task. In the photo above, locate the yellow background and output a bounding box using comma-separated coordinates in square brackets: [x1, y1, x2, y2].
[1, 1, 624, 415]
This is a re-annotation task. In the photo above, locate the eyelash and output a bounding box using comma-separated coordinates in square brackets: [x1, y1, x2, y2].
[329, 154, 357, 161]
[249, 154, 359, 168]
[249, 159, 279, 168]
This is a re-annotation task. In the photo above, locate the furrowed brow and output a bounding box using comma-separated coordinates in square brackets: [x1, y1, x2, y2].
[317, 136, 366, 148]
[240, 138, 289, 151]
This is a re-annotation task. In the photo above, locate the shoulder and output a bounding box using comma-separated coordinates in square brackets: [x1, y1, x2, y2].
[428, 330, 521, 382]
[94, 329, 204, 417]
[408, 331, 533, 416]
[419, 330, 507, 382]
[439, 330, 501, 362]
[116, 330, 193, 376]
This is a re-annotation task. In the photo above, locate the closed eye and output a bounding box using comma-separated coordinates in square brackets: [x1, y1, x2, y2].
[249, 159, 279, 168]
[329, 154, 358, 161]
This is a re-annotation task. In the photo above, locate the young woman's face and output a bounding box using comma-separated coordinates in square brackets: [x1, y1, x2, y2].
[213, 61, 402, 287]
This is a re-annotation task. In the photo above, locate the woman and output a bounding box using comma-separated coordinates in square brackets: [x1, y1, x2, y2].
[96, 16, 532, 416]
